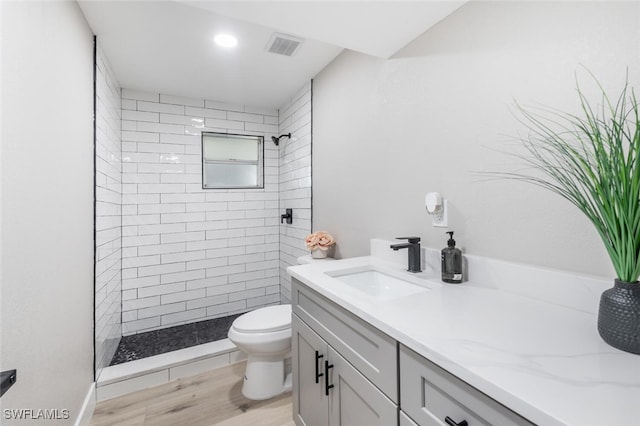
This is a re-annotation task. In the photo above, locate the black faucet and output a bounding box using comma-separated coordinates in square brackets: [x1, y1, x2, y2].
[390, 237, 422, 273]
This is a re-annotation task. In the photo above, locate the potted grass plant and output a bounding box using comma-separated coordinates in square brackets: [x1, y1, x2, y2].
[496, 75, 640, 354]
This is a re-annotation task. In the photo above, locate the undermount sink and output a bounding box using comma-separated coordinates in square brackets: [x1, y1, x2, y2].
[326, 267, 432, 301]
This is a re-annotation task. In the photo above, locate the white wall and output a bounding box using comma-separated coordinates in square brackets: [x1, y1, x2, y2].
[278, 82, 312, 302]
[120, 90, 280, 335]
[1, 1, 94, 424]
[94, 41, 122, 377]
[313, 1, 640, 278]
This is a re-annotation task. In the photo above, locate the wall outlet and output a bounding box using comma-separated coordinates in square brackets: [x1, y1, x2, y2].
[433, 199, 448, 227]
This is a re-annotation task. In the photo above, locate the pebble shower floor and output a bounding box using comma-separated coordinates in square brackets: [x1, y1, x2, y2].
[110, 313, 242, 365]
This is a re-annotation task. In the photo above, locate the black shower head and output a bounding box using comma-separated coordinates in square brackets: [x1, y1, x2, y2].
[271, 133, 291, 146]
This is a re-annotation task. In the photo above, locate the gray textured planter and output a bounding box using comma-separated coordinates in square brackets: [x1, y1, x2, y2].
[598, 279, 640, 354]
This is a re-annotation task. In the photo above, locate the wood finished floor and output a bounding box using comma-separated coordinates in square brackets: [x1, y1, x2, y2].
[91, 362, 295, 426]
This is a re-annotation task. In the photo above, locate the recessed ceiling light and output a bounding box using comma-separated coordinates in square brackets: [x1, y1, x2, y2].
[214, 34, 238, 48]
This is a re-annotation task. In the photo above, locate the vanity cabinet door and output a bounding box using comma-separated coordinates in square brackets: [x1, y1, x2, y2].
[293, 314, 329, 426]
[327, 346, 397, 426]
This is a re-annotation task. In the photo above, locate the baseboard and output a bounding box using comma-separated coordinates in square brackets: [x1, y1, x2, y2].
[74, 382, 96, 426]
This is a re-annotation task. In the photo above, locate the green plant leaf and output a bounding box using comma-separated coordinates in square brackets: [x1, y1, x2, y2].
[486, 73, 640, 283]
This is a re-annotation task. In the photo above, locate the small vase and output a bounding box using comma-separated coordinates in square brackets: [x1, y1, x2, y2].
[311, 248, 328, 259]
[598, 279, 640, 354]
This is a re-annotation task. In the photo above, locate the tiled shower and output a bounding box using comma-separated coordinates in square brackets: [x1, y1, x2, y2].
[94, 43, 123, 376]
[94, 40, 312, 378]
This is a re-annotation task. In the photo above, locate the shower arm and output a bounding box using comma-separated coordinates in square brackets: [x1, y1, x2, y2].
[271, 133, 291, 146]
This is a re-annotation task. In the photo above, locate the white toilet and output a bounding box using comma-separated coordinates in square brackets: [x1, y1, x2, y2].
[228, 255, 336, 400]
[227, 304, 293, 400]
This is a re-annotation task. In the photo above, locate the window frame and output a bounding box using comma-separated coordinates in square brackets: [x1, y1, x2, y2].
[201, 131, 265, 190]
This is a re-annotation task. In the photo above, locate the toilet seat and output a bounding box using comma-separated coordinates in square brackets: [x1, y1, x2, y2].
[227, 327, 291, 351]
[232, 304, 291, 333]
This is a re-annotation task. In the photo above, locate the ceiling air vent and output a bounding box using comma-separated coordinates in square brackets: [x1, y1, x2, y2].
[265, 33, 303, 57]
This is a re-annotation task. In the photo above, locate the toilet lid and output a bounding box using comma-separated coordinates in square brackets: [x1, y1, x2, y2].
[233, 304, 292, 333]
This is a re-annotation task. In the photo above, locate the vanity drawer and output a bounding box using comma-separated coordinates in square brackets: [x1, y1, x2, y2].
[400, 345, 533, 426]
[292, 278, 398, 402]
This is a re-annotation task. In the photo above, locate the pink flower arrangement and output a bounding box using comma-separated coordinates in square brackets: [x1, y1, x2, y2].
[305, 231, 336, 251]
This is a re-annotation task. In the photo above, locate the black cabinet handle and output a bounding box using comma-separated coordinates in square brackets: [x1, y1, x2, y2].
[315, 351, 324, 384]
[324, 360, 334, 395]
[445, 416, 468, 426]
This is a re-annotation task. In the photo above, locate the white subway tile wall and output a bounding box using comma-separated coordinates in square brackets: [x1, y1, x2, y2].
[95, 43, 123, 375]
[279, 82, 313, 302]
[120, 89, 281, 335]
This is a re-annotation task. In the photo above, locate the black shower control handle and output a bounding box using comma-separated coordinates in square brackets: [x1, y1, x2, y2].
[281, 208, 293, 224]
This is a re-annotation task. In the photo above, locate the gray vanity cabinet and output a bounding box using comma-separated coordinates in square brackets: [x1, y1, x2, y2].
[400, 411, 420, 426]
[292, 316, 396, 426]
[292, 279, 398, 426]
[292, 316, 329, 426]
[327, 346, 397, 425]
[291, 278, 532, 426]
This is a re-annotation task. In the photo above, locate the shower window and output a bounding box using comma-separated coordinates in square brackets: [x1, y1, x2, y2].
[202, 132, 264, 189]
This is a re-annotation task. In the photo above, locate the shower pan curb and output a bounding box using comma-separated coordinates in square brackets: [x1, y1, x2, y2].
[95, 338, 244, 401]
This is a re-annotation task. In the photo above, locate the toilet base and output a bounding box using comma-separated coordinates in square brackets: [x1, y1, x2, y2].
[241, 354, 291, 400]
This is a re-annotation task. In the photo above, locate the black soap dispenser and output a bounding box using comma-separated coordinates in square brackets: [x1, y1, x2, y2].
[442, 231, 462, 284]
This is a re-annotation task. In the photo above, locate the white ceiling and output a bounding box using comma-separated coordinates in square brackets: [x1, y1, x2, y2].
[79, 1, 465, 109]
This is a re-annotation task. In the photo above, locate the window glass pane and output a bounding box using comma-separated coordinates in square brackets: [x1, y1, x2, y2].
[201, 132, 264, 189]
[203, 136, 258, 161]
[204, 163, 258, 187]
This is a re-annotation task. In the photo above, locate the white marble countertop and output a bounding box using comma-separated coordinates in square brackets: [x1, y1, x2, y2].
[287, 246, 640, 426]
